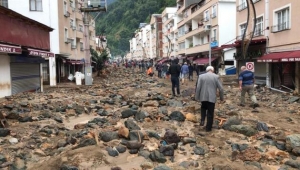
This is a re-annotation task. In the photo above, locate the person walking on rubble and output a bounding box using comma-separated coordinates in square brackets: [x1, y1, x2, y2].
[195, 66, 224, 132]
[239, 66, 259, 108]
[168, 60, 181, 97]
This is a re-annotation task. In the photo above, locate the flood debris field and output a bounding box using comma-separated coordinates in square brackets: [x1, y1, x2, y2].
[0, 67, 300, 170]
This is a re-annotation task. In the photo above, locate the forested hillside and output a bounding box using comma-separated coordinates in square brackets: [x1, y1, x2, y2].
[95, 0, 176, 56]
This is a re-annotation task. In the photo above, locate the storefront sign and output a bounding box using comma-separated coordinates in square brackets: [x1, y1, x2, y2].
[235, 49, 265, 59]
[0, 44, 22, 54]
[258, 58, 300, 62]
[28, 48, 54, 58]
[210, 41, 218, 48]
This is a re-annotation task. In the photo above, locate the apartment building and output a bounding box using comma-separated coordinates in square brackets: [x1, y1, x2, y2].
[235, 0, 300, 92]
[130, 24, 151, 61]
[175, 0, 236, 70]
[162, 7, 177, 59]
[8, 0, 97, 84]
[150, 14, 163, 60]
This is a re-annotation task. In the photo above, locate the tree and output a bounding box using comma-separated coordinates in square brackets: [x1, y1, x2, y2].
[91, 48, 109, 76]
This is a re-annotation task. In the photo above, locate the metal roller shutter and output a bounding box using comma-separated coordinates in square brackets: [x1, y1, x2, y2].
[11, 63, 40, 95]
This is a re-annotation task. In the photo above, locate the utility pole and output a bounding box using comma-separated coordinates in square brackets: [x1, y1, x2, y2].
[80, 0, 107, 85]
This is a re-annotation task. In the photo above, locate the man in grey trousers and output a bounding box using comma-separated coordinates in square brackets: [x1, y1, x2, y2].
[195, 66, 224, 132]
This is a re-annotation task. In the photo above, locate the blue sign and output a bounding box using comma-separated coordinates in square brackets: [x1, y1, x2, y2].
[210, 41, 218, 48]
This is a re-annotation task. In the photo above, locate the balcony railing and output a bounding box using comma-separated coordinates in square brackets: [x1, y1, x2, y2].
[254, 28, 264, 36]
[271, 22, 290, 33]
[211, 37, 216, 42]
[237, 2, 247, 12]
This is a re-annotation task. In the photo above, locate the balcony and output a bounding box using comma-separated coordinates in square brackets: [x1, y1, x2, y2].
[76, 30, 83, 39]
[71, 44, 77, 49]
[64, 11, 70, 17]
[185, 25, 205, 39]
[185, 43, 209, 55]
[271, 22, 290, 33]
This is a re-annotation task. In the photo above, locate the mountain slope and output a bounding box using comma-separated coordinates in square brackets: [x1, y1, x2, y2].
[95, 0, 176, 56]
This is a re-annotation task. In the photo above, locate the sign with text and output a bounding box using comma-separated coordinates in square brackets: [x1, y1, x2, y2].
[246, 62, 254, 72]
[28, 48, 54, 58]
[0, 44, 22, 54]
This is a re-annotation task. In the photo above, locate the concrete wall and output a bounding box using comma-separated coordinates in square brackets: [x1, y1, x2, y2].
[0, 54, 11, 97]
[218, 1, 236, 47]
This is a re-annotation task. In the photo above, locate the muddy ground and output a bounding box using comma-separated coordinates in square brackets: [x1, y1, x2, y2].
[0, 66, 300, 170]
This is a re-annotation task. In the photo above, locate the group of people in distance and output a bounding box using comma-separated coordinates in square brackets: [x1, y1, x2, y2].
[144, 59, 259, 132]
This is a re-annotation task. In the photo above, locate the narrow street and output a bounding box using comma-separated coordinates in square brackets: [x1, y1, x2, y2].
[0, 66, 300, 170]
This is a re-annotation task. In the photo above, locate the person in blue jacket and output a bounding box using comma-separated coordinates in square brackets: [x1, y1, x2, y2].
[180, 62, 189, 85]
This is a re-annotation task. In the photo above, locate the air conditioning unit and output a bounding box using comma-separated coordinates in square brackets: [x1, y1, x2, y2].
[175, 49, 178, 52]
[204, 24, 211, 31]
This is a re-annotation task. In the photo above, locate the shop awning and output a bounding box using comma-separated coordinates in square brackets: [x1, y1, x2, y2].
[187, 56, 194, 60]
[257, 50, 300, 62]
[28, 48, 54, 58]
[159, 58, 168, 64]
[193, 57, 217, 65]
[0, 43, 22, 54]
[67, 60, 84, 65]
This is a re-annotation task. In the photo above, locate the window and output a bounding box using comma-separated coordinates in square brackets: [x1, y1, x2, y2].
[238, 0, 247, 11]
[212, 29, 217, 41]
[179, 42, 185, 50]
[0, 0, 8, 8]
[64, 1, 67, 13]
[64, 28, 68, 41]
[78, 25, 83, 32]
[30, 0, 42, 11]
[254, 17, 263, 36]
[212, 5, 217, 18]
[70, 19, 74, 28]
[240, 23, 247, 38]
[178, 26, 185, 37]
[71, 39, 76, 49]
[272, 8, 290, 32]
[201, 37, 204, 45]
[204, 10, 210, 21]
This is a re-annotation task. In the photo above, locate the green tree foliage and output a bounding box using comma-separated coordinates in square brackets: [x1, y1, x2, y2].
[95, 0, 176, 56]
[91, 48, 108, 76]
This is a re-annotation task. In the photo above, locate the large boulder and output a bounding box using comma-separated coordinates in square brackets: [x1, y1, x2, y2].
[286, 134, 300, 152]
[99, 131, 119, 142]
[169, 111, 185, 122]
[229, 125, 257, 137]
[121, 109, 137, 118]
[163, 129, 180, 145]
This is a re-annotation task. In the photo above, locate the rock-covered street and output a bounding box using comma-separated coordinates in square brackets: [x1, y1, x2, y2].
[1, 67, 300, 170]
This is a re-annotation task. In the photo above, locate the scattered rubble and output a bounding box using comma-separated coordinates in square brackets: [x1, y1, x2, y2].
[0, 67, 299, 170]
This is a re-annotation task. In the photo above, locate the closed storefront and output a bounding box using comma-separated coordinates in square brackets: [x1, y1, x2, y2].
[10, 54, 45, 95]
[10, 63, 40, 94]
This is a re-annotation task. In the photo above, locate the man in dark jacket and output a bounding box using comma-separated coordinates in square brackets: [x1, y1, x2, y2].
[168, 60, 181, 96]
[188, 63, 194, 81]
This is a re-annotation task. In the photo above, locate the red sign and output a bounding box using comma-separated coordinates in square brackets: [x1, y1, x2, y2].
[0, 43, 22, 54]
[258, 58, 300, 62]
[28, 48, 54, 57]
